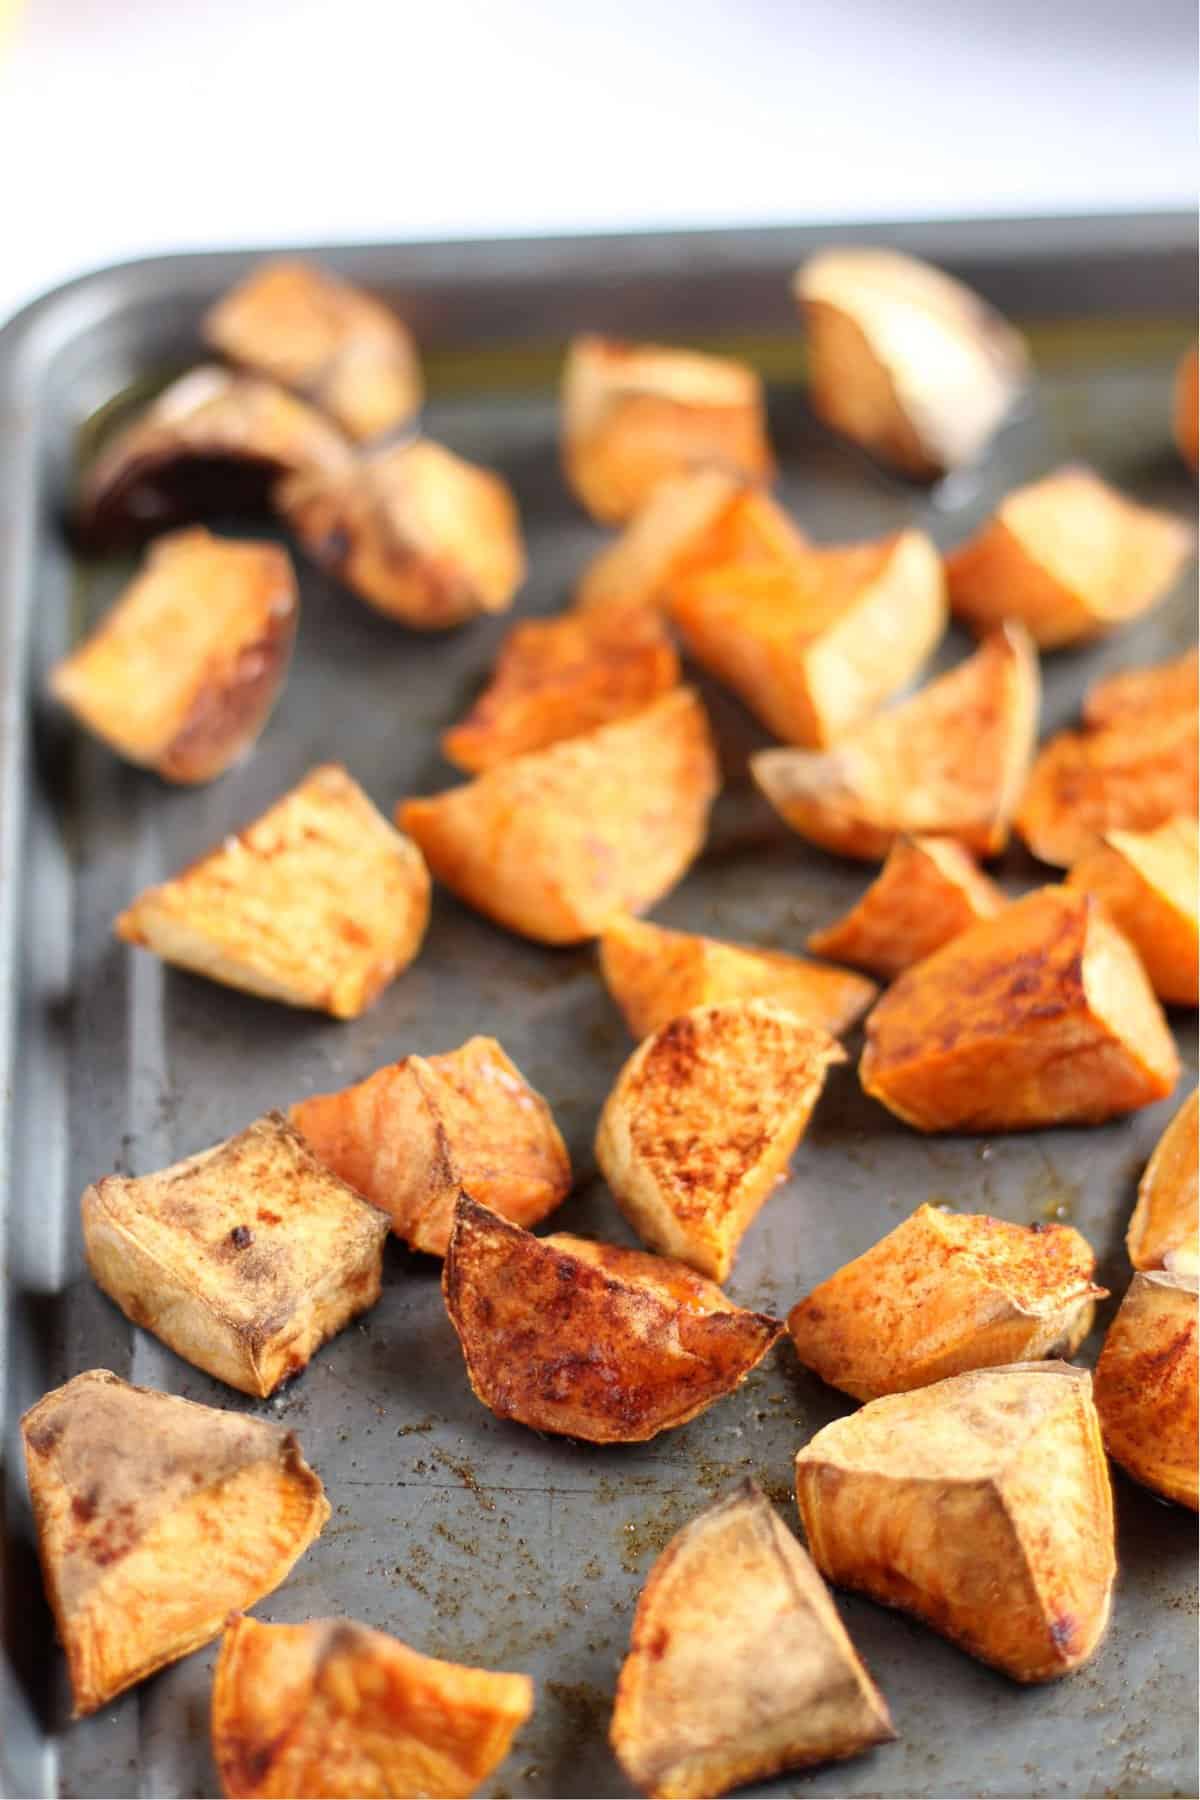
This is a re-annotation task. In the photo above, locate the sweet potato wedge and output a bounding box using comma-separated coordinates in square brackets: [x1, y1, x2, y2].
[442, 1194, 781, 1443]
[22, 1369, 328, 1716]
[290, 1035, 570, 1255]
[83, 1112, 389, 1395]
[1128, 1089, 1198, 1274]
[595, 1000, 845, 1282]
[1083, 645, 1198, 730]
[610, 1480, 894, 1800]
[1018, 703, 1198, 868]
[753, 623, 1039, 860]
[860, 885, 1179, 1131]
[212, 1613, 533, 1799]
[116, 763, 430, 1017]
[807, 835, 1005, 979]
[1093, 1270, 1198, 1509]
[795, 1362, 1115, 1681]
[400, 688, 718, 945]
[1066, 816, 1198, 1005]
[1175, 343, 1199, 472]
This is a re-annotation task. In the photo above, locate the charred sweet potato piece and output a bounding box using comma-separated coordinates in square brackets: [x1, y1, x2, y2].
[83, 1113, 388, 1395]
[290, 1036, 570, 1255]
[788, 1205, 1104, 1401]
[1067, 816, 1198, 1005]
[1093, 1270, 1198, 1509]
[1083, 646, 1198, 730]
[278, 438, 524, 628]
[860, 885, 1179, 1131]
[610, 1480, 894, 1800]
[204, 258, 422, 441]
[1175, 343, 1199, 472]
[1128, 1090, 1198, 1274]
[753, 624, 1039, 860]
[562, 335, 773, 523]
[400, 688, 718, 945]
[212, 1613, 533, 1799]
[795, 1362, 1115, 1681]
[595, 1000, 844, 1282]
[794, 247, 1028, 480]
[22, 1369, 328, 1716]
[116, 763, 430, 1017]
[442, 1195, 781, 1443]
[1018, 706, 1198, 868]
[808, 835, 1005, 979]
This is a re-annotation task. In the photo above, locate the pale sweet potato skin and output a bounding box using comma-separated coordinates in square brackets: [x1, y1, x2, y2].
[1094, 1271, 1198, 1509]
[808, 835, 1005, 980]
[1067, 816, 1198, 1005]
[1128, 1089, 1199, 1274]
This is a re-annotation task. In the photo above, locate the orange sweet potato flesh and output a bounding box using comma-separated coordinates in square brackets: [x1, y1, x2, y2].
[1067, 816, 1198, 1005]
[1128, 1089, 1198, 1274]
[1093, 1270, 1198, 1509]
[1175, 343, 1199, 473]
[1083, 646, 1198, 730]
[808, 835, 1005, 979]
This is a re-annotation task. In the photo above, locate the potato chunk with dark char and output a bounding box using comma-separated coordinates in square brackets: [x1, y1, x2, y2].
[1128, 1089, 1198, 1274]
[1093, 1269, 1198, 1509]
[1067, 816, 1198, 1005]
[807, 835, 1005, 979]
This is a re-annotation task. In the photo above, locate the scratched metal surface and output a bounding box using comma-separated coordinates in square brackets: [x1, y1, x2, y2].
[0, 220, 1197, 1800]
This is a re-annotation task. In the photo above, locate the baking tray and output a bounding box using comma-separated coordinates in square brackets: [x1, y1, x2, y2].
[1, 214, 1196, 1800]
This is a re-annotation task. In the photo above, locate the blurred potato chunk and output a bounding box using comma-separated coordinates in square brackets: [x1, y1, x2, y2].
[1083, 646, 1198, 730]
[795, 1362, 1115, 1681]
[400, 688, 718, 945]
[50, 528, 297, 784]
[212, 1613, 533, 1799]
[1093, 1270, 1198, 1509]
[794, 247, 1028, 479]
[808, 835, 1004, 980]
[116, 764, 430, 1017]
[611, 1479, 894, 1800]
[753, 624, 1038, 861]
[22, 1370, 328, 1716]
[860, 885, 1179, 1131]
[1128, 1090, 1199, 1275]
[83, 1112, 389, 1395]
[204, 258, 422, 441]
[1175, 343, 1199, 472]
[442, 1195, 781, 1443]
[595, 1000, 845, 1282]
[1067, 816, 1198, 1005]
[788, 1205, 1104, 1401]
[562, 335, 773, 523]
[290, 1035, 570, 1255]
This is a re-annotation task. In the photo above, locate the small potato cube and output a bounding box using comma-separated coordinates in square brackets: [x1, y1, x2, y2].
[1067, 816, 1198, 1005]
[1018, 705, 1198, 868]
[1128, 1089, 1198, 1274]
[290, 1036, 570, 1256]
[611, 1480, 894, 1800]
[860, 885, 1178, 1132]
[83, 1112, 389, 1396]
[115, 763, 430, 1018]
[595, 1000, 845, 1282]
[795, 1363, 1115, 1682]
[562, 335, 773, 523]
[1093, 1269, 1198, 1510]
[807, 835, 1005, 980]
[1083, 646, 1198, 730]
[278, 439, 525, 628]
[1175, 343, 1198, 472]
[443, 1194, 781, 1444]
[22, 1370, 328, 1716]
[212, 1613, 533, 1800]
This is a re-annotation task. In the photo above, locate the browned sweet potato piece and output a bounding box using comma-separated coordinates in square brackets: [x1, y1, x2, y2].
[212, 1613, 533, 1799]
[1083, 646, 1198, 729]
[1018, 708, 1198, 868]
[442, 1195, 781, 1443]
[1128, 1090, 1198, 1274]
[1094, 1269, 1197, 1509]
[290, 1035, 570, 1255]
[1175, 343, 1199, 472]
[795, 1362, 1115, 1681]
[22, 1370, 328, 1716]
[808, 835, 1005, 979]
[610, 1480, 894, 1799]
[1067, 816, 1198, 1005]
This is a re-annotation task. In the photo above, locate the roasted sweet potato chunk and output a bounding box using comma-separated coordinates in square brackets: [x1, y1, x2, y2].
[795, 1362, 1115, 1681]
[562, 335, 773, 523]
[1175, 343, 1199, 472]
[290, 1035, 570, 1255]
[794, 247, 1028, 480]
[204, 258, 422, 441]
[1093, 1270, 1198, 1509]
[788, 1205, 1104, 1401]
[212, 1613, 533, 1799]
[611, 1480, 894, 1800]
[596, 1000, 844, 1282]
[116, 763, 430, 1017]
[22, 1370, 328, 1716]
[442, 1195, 781, 1443]
[83, 1112, 389, 1395]
[400, 688, 718, 945]
[753, 623, 1039, 860]
[1067, 816, 1198, 1005]
[860, 886, 1178, 1131]
[807, 835, 1005, 979]
[1083, 646, 1198, 730]
[1128, 1090, 1198, 1274]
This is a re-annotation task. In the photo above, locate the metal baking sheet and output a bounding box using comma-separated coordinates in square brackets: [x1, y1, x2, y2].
[1, 215, 1196, 1800]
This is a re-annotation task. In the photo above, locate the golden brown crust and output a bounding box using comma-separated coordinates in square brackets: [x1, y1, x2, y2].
[1174, 343, 1199, 473]
[1018, 709, 1198, 868]
[1128, 1089, 1199, 1274]
[1093, 1270, 1198, 1509]
[1067, 815, 1198, 1004]
[808, 835, 1005, 979]
[1083, 647, 1198, 730]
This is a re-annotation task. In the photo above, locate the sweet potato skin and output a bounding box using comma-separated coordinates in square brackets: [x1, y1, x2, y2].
[808, 835, 1005, 979]
[1128, 1089, 1199, 1274]
[1067, 816, 1198, 1005]
[1093, 1270, 1198, 1509]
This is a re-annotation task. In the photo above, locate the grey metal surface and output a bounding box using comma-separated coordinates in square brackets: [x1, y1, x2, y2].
[0, 218, 1197, 1800]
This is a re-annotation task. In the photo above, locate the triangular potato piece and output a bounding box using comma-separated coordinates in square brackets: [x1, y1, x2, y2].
[808, 835, 1004, 979]
[599, 913, 876, 1040]
[860, 886, 1178, 1131]
[1083, 646, 1198, 729]
[1128, 1089, 1198, 1274]
[1093, 1270, 1198, 1510]
[788, 1204, 1104, 1400]
[22, 1370, 328, 1716]
[290, 1035, 571, 1255]
[1067, 816, 1198, 1004]
[400, 688, 718, 945]
[1175, 343, 1199, 472]
[212, 1613, 533, 1799]
[753, 624, 1038, 860]
[610, 1479, 894, 1800]
[595, 999, 844, 1281]
[442, 1195, 781, 1443]
[795, 1362, 1115, 1681]
[116, 764, 430, 1017]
